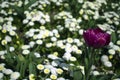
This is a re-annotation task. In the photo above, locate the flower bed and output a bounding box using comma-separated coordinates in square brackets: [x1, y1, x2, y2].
[0, 0, 120, 80]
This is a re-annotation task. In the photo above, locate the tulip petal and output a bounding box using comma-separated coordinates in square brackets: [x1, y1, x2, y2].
[83, 27, 111, 48]
[104, 33, 111, 45]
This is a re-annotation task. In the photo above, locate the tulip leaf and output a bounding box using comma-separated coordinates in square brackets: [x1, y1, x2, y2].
[85, 58, 89, 70]
[111, 32, 117, 43]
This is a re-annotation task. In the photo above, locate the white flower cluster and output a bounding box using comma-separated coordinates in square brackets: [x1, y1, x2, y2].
[55, 11, 82, 31]
[28, 0, 50, 10]
[0, 17, 17, 45]
[0, 63, 20, 80]
[54, 11, 73, 19]
[23, 11, 50, 26]
[101, 55, 112, 67]
[51, 0, 63, 6]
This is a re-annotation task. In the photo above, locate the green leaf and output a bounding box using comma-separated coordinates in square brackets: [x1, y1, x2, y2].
[96, 75, 112, 80]
[18, 54, 25, 61]
[73, 69, 83, 80]
[111, 32, 117, 43]
[10, 5, 23, 17]
[29, 62, 36, 75]
[85, 58, 89, 71]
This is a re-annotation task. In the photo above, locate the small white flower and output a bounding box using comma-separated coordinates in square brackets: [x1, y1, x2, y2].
[104, 61, 112, 67]
[51, 61, 59, 66]
[45, 78, 51, 80]
[28, 21, 34, 26]
[73, 39, 79, 43]
[77, 66, 84, 75]
[9, 47, 15, 52]
[48, 54, 58, 60]
[10, 72, 20, 80]
[70, 56, 77, 62]
[40, 19, 45, 24]
[2, 69, 13, 75]
[52, 0, 57, 2]
[67, 38, 73, 43]
[46, 43, 52, 48]
[18, 1, 23, 7]
[56, 68, 63, 75]
[49, 32, 54, 36]
[92, 71, 100, 76]
[77, 42, 83, 46]
[36, 40, 43, 45]
[113, 45, 120, 51]
[108, 49, 115, 55]
[114, 21, 119, 25]
[93, 11, 99, 19]
[78, 0, 83, 3]
[101, 55, 109, 62]
[50, 74, 57, 80]
[21, 45, 30, 50]
[34, 52, 41, 58]
[0, 73, 3, 79]
[22, 49, 30, 55]
[37, 64, 44, 70]
[57, 77, 65, 80]
[70, 22, 76, 27]
[29, 41, 35, 47]
[76, 49, 82, 54]
[44, 65, 54, 69]
[0, 51, 5, 56]
[1, 55, 5, 59]
[117, 40, 120, 45]
[23, 19, 29, 24]
[79, 9, 84, 14]
[50, 68, 57, 75]
[0, 63, 5, 71]
[5, 35, 12, 42]
[1, 39, 7, 45]
[79, 29, 84, 35]
[65, 46, 72, 53]
[113, 78, 120, 80]
[51, 37, 57, 42]
[52, 29, 58, 34]
[91, 65, 96, 70]
[56, 41, 64, 47]
[44, 68, 50, 74]
[9, 31, 16, 36]
[29, 74, 35, 80]
[83, 15, 89, 20]
[63, 52, 71, 61]
[71, 45, 78, 52]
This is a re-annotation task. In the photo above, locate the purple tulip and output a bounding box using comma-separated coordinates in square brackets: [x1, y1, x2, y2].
[83, 28, 111, 48]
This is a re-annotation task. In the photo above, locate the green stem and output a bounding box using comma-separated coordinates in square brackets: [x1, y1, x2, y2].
[84, 47, 95, 80]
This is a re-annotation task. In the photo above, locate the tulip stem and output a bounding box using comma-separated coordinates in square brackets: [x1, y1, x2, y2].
[84, 47, 95, 80]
